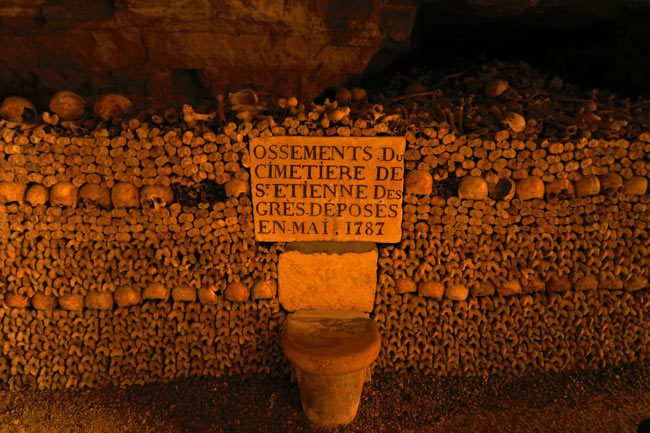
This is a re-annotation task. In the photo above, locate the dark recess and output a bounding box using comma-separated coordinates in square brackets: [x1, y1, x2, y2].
[370, 6, 650, 99]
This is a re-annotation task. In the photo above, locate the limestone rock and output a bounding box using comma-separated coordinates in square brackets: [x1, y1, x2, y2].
[404, 170, 432, 195]
[395, 277, 416, 294]
[114, 286, 142, 307]
[574, 175, 600, 197]
[278, 242, 377, 312]
[445, 284, 469, 301]
[251, 279, 277, 300]
[111, 182, 140, 208]
[418, 280, 444, 299]
[5, 293, 29, 308]
[59, 294, 84, 311]
[172, 285, 196, 302]
[25, 184, 49, 206]
[50, 181, 78, 207]
[143, 282, 169, 300]
[85, 292, 114, 310]
[623, 176, 648, 195]
[0, 182, 26, 204]
[516, 176, 544, 200]
[458, 176, 488, 200]
[32, 293, 57, 310]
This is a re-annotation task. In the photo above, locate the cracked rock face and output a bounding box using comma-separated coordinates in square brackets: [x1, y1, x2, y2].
[0, 0, 414, 103]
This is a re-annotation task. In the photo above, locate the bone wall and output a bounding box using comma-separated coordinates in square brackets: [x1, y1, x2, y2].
[0, 60, 649, 389]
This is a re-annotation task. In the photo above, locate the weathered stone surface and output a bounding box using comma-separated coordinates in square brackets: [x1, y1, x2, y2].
[404, 170, 433, 195]
[250, 136, 405, 243]
[114, 286, 142, 307]
[85, 291, 114, 310]
[0, 1, 418, 102]
[418, 280, 444, 299]
[278, 242, 377, 312]
[281, 309, 381, 427]
[458, 176, 488, 200]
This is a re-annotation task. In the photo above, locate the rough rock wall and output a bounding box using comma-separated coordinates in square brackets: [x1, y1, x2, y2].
[0, 0, 415, 103]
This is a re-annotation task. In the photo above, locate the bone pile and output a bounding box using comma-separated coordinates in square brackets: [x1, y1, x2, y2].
[0, 60, 648, 389]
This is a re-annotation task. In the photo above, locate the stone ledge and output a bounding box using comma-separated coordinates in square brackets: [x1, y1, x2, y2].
[278, 242, 378, 312]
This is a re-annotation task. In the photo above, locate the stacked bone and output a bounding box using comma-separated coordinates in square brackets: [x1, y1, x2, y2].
[0, 60, 648, 389]
[0, 301, 286, 389]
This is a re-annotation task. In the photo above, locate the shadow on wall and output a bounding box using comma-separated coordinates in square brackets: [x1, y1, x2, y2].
[366, 4, 650, 99]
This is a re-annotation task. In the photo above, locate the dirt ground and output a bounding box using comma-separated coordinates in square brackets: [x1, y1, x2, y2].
[0, 364, 647, 433]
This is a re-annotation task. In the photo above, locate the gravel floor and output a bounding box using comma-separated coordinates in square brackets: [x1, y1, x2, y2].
[0, 364, 648, 433]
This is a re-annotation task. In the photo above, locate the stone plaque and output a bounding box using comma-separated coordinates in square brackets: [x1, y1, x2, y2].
[249, 136, 406, 242]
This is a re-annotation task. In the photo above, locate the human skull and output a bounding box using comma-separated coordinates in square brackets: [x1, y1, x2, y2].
[93, 94, 133, 120]
[0, 97, 37, 123]
[25, 184, 49, 206]
[79, 184, 112, 208]
[0, 182, 26, 204]
[140, 185, 173, 209]
[49, 90, 85, 121]
[50, 181, 78, 207]
[111, 182, 140, 208]
[545, 178, 574, 200]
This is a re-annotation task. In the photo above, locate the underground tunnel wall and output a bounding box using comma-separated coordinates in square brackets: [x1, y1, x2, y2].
[0, 59, 648, 389]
